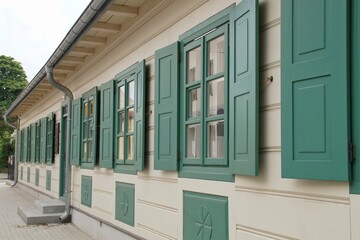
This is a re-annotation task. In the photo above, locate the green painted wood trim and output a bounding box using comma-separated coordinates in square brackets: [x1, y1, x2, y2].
[46, 170, 51, 191]
[46, 112, 55, 165]
[183, 191, 228, 240]
[71, 98, 82, 166]
[81, 175, 92, 208]
[114, 61, 146, 173]
[281, 0, 350, 181]
[99, 79, 115, 169]
[229, 0, 259, 176]
[81, 87, 98, 169]
[351, 0, 360, 193]
[115, 182, 135, 226]
[35, 169, 40, 186]
[154, 41, 180, 171]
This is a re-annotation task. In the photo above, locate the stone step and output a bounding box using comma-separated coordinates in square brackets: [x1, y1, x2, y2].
[34, 199, 65, 214]
[18, 206, 62, 225]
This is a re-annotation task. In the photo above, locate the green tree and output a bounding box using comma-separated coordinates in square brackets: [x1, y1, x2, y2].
[0, 55, 28, 172]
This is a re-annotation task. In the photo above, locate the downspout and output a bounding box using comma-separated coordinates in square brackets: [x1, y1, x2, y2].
[2, 116, 19, 187]
[45, 65, 73, 222]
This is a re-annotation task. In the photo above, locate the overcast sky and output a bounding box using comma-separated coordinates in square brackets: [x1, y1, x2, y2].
[0, 0, 91, 81]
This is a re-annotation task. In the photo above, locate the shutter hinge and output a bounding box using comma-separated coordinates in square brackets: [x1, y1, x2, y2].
[349, 143, 356, 163]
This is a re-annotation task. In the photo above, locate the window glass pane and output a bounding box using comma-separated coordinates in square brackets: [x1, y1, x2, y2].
[127, 135, 134, 160]
[84, 102, 88, 118]
[128, 108, 134, 132]
[208, 35, 225, 76]
[188, 88, 201, 118]
[187, 47, 201, 83]
[207, 77, 224, 116]
[186, 124, 201, 158]
[88, 140, 93, 159]
[89, 98, 94, 117]
[63, 106, 68, 115]
[207, 120, 224, 158]
[83, 142, 87, 159]
[119, 86, 125, 109]
[118, 112, 125, 133]
[118, 137, 124, 160]
[83, 122, 87, 139]
[89, 120, 94, 138]
[128, 81, 135, 106]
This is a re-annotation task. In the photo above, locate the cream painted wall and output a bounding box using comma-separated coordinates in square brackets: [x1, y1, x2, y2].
[17, 0, 353, 239]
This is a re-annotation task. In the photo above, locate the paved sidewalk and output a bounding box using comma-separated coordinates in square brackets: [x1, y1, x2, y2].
[0, 178, 94, 240]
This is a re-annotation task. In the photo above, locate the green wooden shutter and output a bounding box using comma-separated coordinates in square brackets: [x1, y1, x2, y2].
[40, 117, 47, 164]
[71, 98, 82, 165]
[16, 130, 21, 163]
[134, 60, 146, 171]
[35, 120, 41, 163]
[31, 123, 36, 163]
[351, 0, 360, 193]
[27, 126, 31, 162]
[23, 127, 28, 163]
[154, 42, 179, 170]
[20, 129, 24, 162]
[46, 112, 54, 164]
[281, 0, 350, 181]
[99, 80, 115, 168]
[229, 0, 258, 176]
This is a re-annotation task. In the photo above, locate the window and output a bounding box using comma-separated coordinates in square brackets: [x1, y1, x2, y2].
[110, 61, 145, 173]
[154, 0, 258, 181]
[46, 112, 54, 164]
[81, 87, 98, 169]
[26, 126, 31, 162]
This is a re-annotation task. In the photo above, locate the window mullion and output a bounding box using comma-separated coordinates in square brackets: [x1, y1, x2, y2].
[201, 38, 206, 166]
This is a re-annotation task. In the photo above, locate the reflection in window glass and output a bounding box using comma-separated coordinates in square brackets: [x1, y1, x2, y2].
[188, 88, 201, 118]
[127, 135, 134, 160]
[88, 140, 93, 159]
[118, 112, 125, 133]
[118, 137, 124, 160]
[119, 86, 125, 109]
[207, 77, 225, 116]
[187, 47, 201, 83]
[83, 142, 87, 159]
[128, 108, 134, 132]
[128, 81, 135, 106]
[186, 124, 201, 158]
[89, 98, 94, 117]
[208, 35, 225, 76]
[89, 120, 93, 138]
[84, 102, 88, 118]
[207, 120, 224, 158]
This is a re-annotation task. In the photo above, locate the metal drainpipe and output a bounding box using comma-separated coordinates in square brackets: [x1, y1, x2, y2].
[2, 116, 19, 187]
[45, 65, 73, 222]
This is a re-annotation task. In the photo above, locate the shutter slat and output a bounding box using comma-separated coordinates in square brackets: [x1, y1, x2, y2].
[229, 0, 258, 176]
[154, 42, 179, 171]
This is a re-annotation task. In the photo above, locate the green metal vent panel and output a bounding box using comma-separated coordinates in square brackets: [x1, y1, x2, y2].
[35, 169, 39, 186]
[81, 175, 92, 208]
[46, 170, 51, 191]
[115, 182, 135, 226]
[184, 191, 228, 240]
[27, 167, 30, 183]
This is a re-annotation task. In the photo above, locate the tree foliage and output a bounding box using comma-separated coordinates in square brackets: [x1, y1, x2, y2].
[0, 55, 28, 171]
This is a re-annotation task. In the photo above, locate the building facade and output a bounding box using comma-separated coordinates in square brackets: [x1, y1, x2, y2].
[5, 0, 360, 239]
